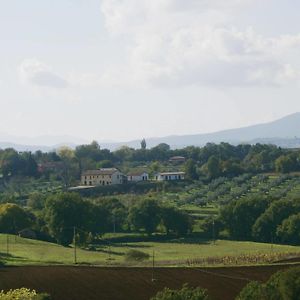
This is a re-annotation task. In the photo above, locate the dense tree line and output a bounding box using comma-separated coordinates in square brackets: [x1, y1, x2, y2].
[0, 193, 192, 246]
[1, 141, 300, 188]
[211, 195, 300, 245]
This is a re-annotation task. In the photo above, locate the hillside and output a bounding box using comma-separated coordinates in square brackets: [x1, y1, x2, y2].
[101, 112, 300, 149]
[1, 113, 300, 151]
[1, 234, 300, 267]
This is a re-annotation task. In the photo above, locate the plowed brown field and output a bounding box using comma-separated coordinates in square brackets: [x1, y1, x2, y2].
[0, 265, 297, 300]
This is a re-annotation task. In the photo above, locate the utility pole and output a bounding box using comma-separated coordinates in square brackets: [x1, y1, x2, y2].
[73, 227, 77, 264]
[151, 250, 155, 282]
[212, 219, 215, 245]
[6, 234, 9, 256]
[113, 213, 116, 234]
[108, 244, 111, 261]
[271, 233, 274, 253]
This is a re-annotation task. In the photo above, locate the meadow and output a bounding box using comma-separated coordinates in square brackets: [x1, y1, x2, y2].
[1, 234, 300, 267]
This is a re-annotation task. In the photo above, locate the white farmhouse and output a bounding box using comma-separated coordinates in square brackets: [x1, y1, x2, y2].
[154, 171, 185, 181]
[81, 168, 125, 186]
[127, 171, 149, 182]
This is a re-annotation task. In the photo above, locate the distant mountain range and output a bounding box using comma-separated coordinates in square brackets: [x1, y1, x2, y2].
[100, 112, 300, 150]
[1, 113, 300, 152]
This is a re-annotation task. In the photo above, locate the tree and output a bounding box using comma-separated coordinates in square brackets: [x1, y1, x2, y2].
[237, 267, 300, 300]
[0, 203, 31, 234]
[207, 155, 221, 179]
[220, 196, 269, 240]
[101, 198, 127, 232]
[184, 159, 198, 180]
[21, 152, 38, 177]
[252, 199, 297, 243]
[221, 159, 243, 177]
[277, 213, 300, 244]
[141, 138, 147, 150]
[86, 202, 109, 235]
[150, 143, 171, 161]
[44, 193, 90, 245]
[151, 284, 210, 300]
[27, 193, 46, 210]
[57, 147, 78, 189]
[275, 154, 297, 173]
[128, 199, 161, 235]
[161, 206, 192, 236]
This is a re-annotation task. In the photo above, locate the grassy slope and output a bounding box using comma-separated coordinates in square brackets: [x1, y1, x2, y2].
[1, 234, 300, 266]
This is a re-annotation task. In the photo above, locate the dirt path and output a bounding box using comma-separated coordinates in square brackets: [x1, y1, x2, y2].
[0, 264, 297, 300]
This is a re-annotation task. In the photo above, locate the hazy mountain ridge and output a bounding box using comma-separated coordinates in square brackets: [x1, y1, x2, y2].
[101, 112, 300, 149]
[1, 113, 300, 152]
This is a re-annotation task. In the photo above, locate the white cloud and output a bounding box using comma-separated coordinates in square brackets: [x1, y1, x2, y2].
[99, 0, 300, 88]
[19, 59, 68, 89]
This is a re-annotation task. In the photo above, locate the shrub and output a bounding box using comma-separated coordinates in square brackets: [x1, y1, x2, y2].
[0, 288, 51, 299]
[124, 249, 150, 262]
[236, 267, 300, 300]
[151, 284, 210, 300]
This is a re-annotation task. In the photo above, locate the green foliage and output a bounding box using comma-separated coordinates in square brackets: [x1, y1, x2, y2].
[219, 196, 269, 240]
[0, 149, 38, 179]
[236, 267, 300, 300]
[100, 198, 127, 232]
[0, 288, 51, 300]
[27, 193, 46, 210]
[277, 213, 300, 244]
[151, 284, 210, 300]
[124, 249, 150, 261]
[0, 203, 31, 234]
[44, 193, 91, 245]
[128, 199, 161, 235]
[207, 156, 221, 179]
[141, 138, 147, 150]
[252, 199, 298, 243]
[184, 159, 198, 180]
[161, 206, 192, 236]
[275, 154, 298, 173]
[56, 147, 78, 188]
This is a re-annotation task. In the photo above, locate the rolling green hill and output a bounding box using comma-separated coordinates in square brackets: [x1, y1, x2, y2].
[1, 234, 300, 267]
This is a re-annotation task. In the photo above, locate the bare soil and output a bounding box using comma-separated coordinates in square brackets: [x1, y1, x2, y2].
[0, 264, 297, 300]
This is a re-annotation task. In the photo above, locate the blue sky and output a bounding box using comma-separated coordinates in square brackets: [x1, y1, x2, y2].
[1, 0, 300, 144]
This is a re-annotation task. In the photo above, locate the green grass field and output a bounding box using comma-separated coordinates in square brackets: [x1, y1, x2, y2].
[1, 234, 300, 267]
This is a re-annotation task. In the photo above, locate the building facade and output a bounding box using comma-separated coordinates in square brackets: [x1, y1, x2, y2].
[81, 168, 125, 186]
[127, 171, 149, 182]
[154, 171, 185, 181]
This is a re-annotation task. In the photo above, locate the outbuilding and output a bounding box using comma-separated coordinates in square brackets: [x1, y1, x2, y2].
[127, 171, 149, 182]
[154, 171, 185, 181]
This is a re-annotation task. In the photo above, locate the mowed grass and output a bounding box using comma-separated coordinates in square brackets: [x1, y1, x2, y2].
[1, 234, 300, 266]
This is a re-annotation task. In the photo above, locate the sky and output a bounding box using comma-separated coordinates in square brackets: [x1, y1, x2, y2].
[1, 0, 300, 144]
